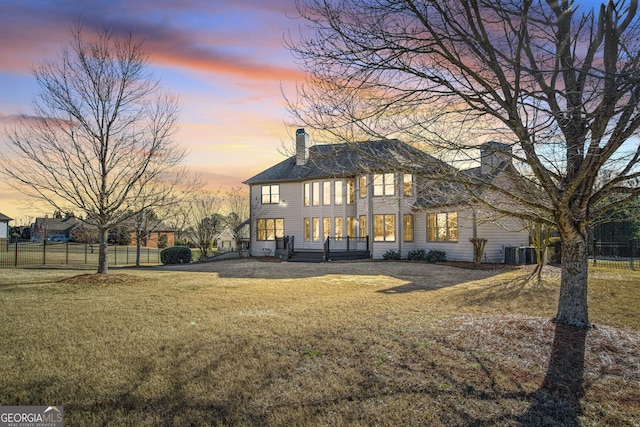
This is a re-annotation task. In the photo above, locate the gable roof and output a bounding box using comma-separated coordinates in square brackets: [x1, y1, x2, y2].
[244, 139, 446, 184]
[0, 213, 11, 222]
[33, 217, 81, 232]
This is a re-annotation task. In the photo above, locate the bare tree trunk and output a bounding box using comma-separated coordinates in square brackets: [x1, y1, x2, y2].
[135, 229, 142, 268]
[556, 233, 589, 327]
[98, 227, 109, 274]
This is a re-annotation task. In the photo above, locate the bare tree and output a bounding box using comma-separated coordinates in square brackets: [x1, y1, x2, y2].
[223, 187, 250, 257]
[1, 27, 186, 274]
[287, 0, 640, 327]
[184, 191, 225, 261]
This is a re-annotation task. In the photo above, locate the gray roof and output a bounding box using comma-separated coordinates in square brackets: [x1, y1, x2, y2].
[244, 139, 445, 184]
[33, 217, 81, 232]
[0, 213, 11, 222]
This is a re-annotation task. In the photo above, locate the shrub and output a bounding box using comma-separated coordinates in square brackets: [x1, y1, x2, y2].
[407, 249, 428, 261]
[382, 249, 402, 260]
[161, 246, 192, 265]
[425, 249, 447, 263]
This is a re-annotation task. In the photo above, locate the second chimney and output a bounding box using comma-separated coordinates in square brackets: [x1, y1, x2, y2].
[296, 128, 309, 166]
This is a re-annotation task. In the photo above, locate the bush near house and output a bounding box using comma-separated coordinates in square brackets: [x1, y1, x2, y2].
[382, 249, 402, 260]
[407, 249, 447, 262]
[160, 246, 192, 265]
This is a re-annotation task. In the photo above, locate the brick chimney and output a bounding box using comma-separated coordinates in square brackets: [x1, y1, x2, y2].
[480, 141, 512, 175]
[296, 128, 309, 166]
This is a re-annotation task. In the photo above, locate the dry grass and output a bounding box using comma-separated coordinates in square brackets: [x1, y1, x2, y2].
[0, 260, 638, 426]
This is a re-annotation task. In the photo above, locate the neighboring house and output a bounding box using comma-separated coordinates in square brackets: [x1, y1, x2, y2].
[31, 217, 80, 242]
[216, 225, 250, 253]
[0, 212, 11, 248]
[244, 129, 530, 263]
[129, 222, 176, 248]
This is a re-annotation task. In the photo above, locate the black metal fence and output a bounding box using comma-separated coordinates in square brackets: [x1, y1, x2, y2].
[589, 241, 638, 270]
[0, 240, 161, 268]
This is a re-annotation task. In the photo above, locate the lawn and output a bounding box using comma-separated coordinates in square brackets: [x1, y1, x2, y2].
[0, 260, 638, 426]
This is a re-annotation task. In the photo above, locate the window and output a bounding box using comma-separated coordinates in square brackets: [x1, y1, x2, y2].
[403, 174, 414, 196]
[347, 217, 356, 237]
[312, 182, 320, 206]
[312, 217, 320, 241]
[427, 212, 458, 242]
[323, 182, 331, 205]
[404, 214, 414, 242]
[373, 173, 395, 196]
[335, 180, 343, 205]
[347, 180, 355, 204]
[261, 185, 280, 204]
[335, 217, 343, 239]
[359, 176, 367, 198]
[304, 217, 310, 241]
[373, 214, 395, 241]
[256, 218, 284, 241]
[359, 215, 367, 238]
[304, 183, 310, 207]
[323, 217, 331, 239]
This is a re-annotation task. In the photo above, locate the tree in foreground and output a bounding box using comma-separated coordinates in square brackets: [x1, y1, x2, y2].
[1, 27, 186, 273]
[288, 0, 640, 327]
[224, 187, 250, 257]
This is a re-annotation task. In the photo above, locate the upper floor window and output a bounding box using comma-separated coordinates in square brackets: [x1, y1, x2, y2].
[304, 183, 310, 207]
[359, 176, 367, 198]
[403, 174, 414, 196]
[335, 180, 343, 205]
[427, 212, 458, 242]
[323, 182, 331, 205]
[261, 185, 279, 204]
[373, 173, 395, 196]
[312, 182, 320, 206]
[347, 180, 355, 204]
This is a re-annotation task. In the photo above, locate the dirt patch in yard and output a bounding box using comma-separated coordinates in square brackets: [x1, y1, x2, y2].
[58, 273, 149, 286]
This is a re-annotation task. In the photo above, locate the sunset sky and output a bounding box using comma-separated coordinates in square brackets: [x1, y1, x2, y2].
[0, 0, 306, 222]
[0, 0, 612, 223]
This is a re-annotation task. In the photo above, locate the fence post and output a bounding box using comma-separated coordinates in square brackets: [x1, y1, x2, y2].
[85, 243, 88, 264]
[14, 240, 18, 267]
[43, 239, 46, 266]
[631, 241, 636, 271]
[66, 242, 69, 264]
[593, 240, 597, 266]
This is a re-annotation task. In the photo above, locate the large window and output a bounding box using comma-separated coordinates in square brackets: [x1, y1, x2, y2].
[359, 215, 367, 238]
[312, 182, 320, 206]
[347, 217, 356, 237]
[323, 217, 331, 239]
[261, 185, 279, 204]
[335, 180, 343, 205]
[257, 218, 284, 241]
[304, 217, 310, 241]
[404, 214, 414, 242]
[312, 217, 320, 241]
[373, 214, 395, 241]
[427, 212, 458, 242]
[323, 182, 331, 205]
[403, 174, 414, 196]
[359, 176, 367, 198]
[335, 217, 343, 239]
[304, 183, 310, 207]
[347, 180, 355, 204]
[373, 173, 395, 196]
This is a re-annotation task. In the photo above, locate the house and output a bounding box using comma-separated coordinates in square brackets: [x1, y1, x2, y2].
[128, 222, 176, 248]
[30, 217, 80, 242]
[0, 212, 11, 249]
[244, 129, 530, 263]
